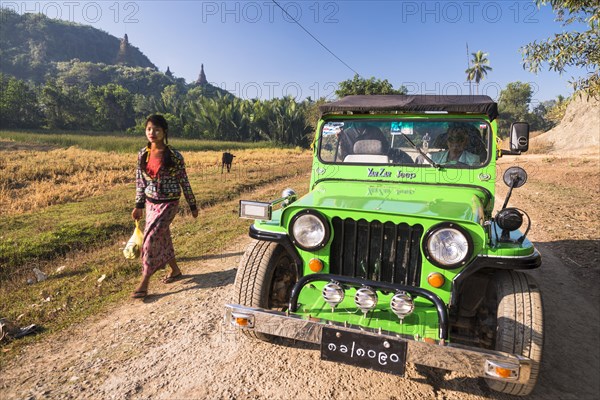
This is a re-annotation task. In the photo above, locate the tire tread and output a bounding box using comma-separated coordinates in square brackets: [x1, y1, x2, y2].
[233, 239, 283, 341]
[486, 271, 543, 396]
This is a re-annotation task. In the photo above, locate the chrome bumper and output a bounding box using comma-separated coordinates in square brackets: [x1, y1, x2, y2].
[224, 304, 532, 384]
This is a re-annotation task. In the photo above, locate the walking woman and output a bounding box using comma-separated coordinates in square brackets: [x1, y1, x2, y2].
[131, 114, 198, 298]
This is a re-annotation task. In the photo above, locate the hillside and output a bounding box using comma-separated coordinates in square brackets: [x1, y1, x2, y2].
[0, 8, 155, 82]
[532, 96, 600, 155]
[0, 8, 230, 99]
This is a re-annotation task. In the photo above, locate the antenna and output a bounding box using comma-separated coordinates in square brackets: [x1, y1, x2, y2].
[466, 42, 472, 96]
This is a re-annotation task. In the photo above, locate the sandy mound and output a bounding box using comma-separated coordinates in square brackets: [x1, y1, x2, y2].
[532, 96, 600, 155]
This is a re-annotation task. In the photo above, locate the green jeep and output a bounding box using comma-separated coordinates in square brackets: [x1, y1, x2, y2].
[225, 95, 543, 396]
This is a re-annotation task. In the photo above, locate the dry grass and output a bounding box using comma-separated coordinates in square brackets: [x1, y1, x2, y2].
[498, 135, 554, 155]
[530, 130, 545, 138]
[0, 142, 308, 216]
[527, 137, 555, 154]
[0, 145, 133, 215]
[0, 131, 276, 153]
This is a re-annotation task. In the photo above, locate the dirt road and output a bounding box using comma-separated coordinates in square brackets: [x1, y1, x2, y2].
[1, 156, 599, 400]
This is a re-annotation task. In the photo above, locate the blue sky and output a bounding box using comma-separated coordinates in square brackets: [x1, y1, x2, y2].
[7, 1, 590, 104]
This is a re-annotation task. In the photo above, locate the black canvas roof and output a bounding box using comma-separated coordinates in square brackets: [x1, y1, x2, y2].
[319, 95, 499, 120]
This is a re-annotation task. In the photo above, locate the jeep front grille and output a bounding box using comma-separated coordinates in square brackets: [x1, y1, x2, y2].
[330, 218, 423, 286]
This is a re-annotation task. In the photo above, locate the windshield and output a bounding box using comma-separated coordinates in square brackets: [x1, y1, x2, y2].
[319, 119, 490, 168]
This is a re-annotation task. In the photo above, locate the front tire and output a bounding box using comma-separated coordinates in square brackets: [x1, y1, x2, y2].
[486, 270, 544, 396]
[233, 239, 297, 342]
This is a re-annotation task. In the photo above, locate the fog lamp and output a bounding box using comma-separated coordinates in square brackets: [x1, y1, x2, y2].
[496, 208, 523, 231]
[322, 281, 345, 310]
[354, 287, 378, 315]
[390, 291, 414, 320]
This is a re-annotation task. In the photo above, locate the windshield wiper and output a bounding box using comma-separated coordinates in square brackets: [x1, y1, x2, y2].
[401, 134, 441, 169]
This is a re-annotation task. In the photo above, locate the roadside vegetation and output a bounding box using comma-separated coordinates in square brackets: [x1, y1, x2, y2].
[0, 131, 278, 154]
[0, 136, 312, 354]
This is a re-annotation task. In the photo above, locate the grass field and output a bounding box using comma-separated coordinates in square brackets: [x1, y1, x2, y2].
[0, 132, 312, 351]
[0, 130, 279, 153]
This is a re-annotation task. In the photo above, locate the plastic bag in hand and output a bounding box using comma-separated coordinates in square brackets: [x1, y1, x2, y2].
[123, 220, 143, 259]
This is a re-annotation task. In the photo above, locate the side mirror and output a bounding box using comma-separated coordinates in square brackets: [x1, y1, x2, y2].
[510, 122, 530, 152]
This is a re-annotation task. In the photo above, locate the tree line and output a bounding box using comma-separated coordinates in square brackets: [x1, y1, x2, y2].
[0, 74, 318, 147]
[1, 71, 569, 147]
[0, 72, 415, 147]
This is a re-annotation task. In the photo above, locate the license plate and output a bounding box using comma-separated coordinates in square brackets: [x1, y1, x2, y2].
[320, 327, 407, 375]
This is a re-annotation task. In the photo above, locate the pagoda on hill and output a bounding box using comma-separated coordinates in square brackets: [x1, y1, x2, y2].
[117, 34, 129, 64]
[116, 34, 130, 65]
[166, 66, 173, 77]
[196, 64, 208, 85]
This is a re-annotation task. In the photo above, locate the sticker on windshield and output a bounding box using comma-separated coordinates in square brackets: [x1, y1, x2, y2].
[391, 122, 413, 135]
[323, 122, 344, 136]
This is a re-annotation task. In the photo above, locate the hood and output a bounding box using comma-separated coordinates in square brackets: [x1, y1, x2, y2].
[288, 181, 490, 225]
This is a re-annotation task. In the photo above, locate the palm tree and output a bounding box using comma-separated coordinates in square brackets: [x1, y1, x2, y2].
[465, 51, 493, 95]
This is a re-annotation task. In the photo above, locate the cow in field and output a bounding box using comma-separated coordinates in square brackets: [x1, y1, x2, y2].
[222, 152, 235, 173]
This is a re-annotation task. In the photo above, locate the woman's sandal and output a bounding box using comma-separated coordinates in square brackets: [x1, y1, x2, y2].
[131, 290, 147, 299]
[162, 273, 183, 284]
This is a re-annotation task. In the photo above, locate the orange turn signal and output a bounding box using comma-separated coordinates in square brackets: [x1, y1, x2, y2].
[484, 360, 518, 380]
[495, 367, 512, 378]
[427, 272, 445, 288]
[309, 258, 324, 273]
[231, 312, 254, 328]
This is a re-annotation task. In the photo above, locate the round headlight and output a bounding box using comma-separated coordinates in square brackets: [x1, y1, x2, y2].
[290, 210, 330, 251]
[424, 224, 472, 269]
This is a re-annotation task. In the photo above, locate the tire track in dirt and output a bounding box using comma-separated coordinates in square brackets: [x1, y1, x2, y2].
[5, 237, 597, 399]
[0, 238, 469, 400]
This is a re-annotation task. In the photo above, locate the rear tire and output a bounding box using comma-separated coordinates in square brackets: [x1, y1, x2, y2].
[233, 239, 297, 342]
[485, 271, 544, 396]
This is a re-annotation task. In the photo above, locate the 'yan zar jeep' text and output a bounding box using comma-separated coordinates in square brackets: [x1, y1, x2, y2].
[225, 95, 543, 396]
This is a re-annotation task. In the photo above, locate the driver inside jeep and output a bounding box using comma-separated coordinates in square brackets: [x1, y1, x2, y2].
[429, 124, 480, 166]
